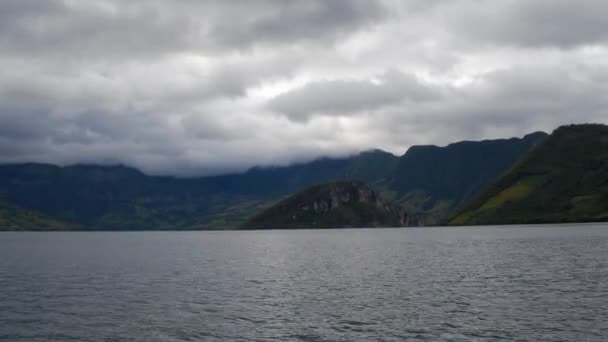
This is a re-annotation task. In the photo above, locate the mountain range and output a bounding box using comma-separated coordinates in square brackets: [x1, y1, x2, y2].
[2, 124, 605, 230]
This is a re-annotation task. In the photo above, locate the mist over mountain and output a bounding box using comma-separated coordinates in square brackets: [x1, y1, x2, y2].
[0, 131, 548, 230]
[0, 150, 399, 230]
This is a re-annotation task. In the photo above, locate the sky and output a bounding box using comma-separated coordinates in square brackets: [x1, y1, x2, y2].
[1, 0, 607, 176]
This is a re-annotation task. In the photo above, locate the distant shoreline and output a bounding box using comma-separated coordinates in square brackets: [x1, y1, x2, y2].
[2, 221, 608, 232]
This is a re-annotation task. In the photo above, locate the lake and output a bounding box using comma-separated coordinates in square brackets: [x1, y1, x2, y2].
[1, 224, 607, 341]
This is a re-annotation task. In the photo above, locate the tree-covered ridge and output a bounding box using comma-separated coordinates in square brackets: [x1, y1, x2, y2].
[383, 131, 548, 223]
[450, 124, 608, 225]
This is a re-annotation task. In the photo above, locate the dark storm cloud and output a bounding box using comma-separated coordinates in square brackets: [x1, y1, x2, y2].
[0, 0, 607, 175]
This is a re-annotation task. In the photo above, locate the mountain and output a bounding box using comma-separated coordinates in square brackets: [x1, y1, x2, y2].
[382, 131, 548, 224]
[242, 181, 407, 229]
[0, 201, 77, 231]
[449, 124, 608, 225]
[0, 131, 545, 230]
[0, 151, 399, 230]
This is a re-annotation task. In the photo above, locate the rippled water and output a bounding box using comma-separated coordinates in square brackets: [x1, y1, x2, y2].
[1, 224, 608, 341]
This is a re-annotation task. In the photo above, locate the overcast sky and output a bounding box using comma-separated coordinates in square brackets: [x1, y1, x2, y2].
[1, 0, 607, 176]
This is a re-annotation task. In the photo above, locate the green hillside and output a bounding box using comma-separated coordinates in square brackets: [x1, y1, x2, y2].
[384, 132, 547, 224]
[242, 181, 405, 229]
[0, 201, 77, 231]
[450, 124, 608, 225]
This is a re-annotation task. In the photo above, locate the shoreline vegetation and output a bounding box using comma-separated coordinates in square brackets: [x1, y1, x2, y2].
[2, 221, 607, 232]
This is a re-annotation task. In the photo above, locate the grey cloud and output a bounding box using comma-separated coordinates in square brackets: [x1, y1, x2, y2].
[0, 0, 388, 59]
[447, 0, 608, 48]
[1, 1, 608, 176]
[1, 61, 607, 176]
[0, 111, 53, 141]
[0, 1, 187, 59]
[369, 64, 608, 151]
[268, 70, 438, 121]
[208, 1, 387, 49]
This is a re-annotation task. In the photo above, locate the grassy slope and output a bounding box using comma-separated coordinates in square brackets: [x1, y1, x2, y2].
[450, 124, 608, 225]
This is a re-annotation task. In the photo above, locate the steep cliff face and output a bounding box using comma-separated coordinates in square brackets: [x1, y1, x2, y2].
[301, 182, 383, 213]
[242, 181, 411, 229]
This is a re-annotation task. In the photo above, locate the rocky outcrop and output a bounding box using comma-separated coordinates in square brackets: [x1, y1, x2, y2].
[301, 183, 383, 212]
[241, 181, 411, 229]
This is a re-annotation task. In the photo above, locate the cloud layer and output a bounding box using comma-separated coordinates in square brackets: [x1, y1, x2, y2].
[1, 0, 607, 175]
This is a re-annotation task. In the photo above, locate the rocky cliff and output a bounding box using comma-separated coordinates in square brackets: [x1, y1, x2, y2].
[241, 181, 413, 229]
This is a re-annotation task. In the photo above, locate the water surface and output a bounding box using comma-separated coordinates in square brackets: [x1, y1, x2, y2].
[1, 224, 607, 341]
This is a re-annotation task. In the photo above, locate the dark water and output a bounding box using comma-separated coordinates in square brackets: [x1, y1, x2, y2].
[1, 225, 608, 341]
